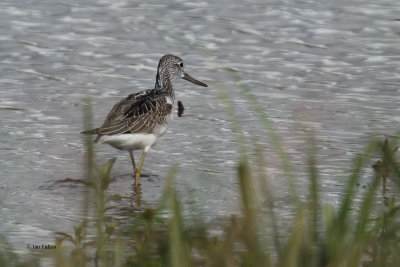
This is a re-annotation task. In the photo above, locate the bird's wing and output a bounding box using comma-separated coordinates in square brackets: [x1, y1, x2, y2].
[96, 89, 173, 136]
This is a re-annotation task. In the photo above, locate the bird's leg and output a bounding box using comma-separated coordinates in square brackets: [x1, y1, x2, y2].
[128, 151, 136, 174]
[135, 151, 147, 187]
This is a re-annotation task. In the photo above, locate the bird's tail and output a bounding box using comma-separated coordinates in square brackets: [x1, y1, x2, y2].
[80, 128, 99, 134]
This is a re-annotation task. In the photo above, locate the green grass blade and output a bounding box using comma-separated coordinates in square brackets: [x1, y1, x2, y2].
[225, 71, 299, 206]
[165, 165, 191, 267]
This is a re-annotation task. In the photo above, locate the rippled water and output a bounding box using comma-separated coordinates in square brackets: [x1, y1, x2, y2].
[1, 0, 399, 254]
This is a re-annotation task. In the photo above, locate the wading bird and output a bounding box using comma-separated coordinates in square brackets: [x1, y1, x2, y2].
[81, 54, 208, 187]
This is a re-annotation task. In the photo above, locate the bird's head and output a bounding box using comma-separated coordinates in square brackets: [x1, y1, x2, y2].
[156, 54, 208, 88]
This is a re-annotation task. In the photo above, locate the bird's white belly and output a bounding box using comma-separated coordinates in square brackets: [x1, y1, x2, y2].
[98, 133, 158, 151]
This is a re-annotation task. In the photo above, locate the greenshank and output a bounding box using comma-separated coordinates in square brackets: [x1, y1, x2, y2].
[81, 54, 208, 187]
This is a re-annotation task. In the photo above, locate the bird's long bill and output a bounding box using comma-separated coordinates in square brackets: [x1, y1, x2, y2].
[182, 72, 208, 87]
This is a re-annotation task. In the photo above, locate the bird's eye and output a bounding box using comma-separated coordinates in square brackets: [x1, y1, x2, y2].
[179, 63, 184, 68]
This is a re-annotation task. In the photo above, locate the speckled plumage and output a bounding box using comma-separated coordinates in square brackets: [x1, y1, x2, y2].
[94, 89, 174, 138]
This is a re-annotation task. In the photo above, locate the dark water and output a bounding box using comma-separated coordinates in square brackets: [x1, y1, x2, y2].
[0, 0, 399, 255]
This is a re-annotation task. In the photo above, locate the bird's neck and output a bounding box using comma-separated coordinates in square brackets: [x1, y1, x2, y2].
[155, 69, 174, 97]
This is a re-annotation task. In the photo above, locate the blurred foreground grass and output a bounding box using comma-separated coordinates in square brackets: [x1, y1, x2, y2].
[1, 88, 399, 266]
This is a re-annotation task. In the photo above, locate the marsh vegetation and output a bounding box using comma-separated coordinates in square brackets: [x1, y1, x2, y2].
[2, 89, 399, 267]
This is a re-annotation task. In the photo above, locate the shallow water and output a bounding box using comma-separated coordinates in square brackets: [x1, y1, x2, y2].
[0, 0, 399, 254]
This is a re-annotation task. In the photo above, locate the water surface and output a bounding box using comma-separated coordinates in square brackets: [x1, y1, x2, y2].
[0, 0, 399, 254]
